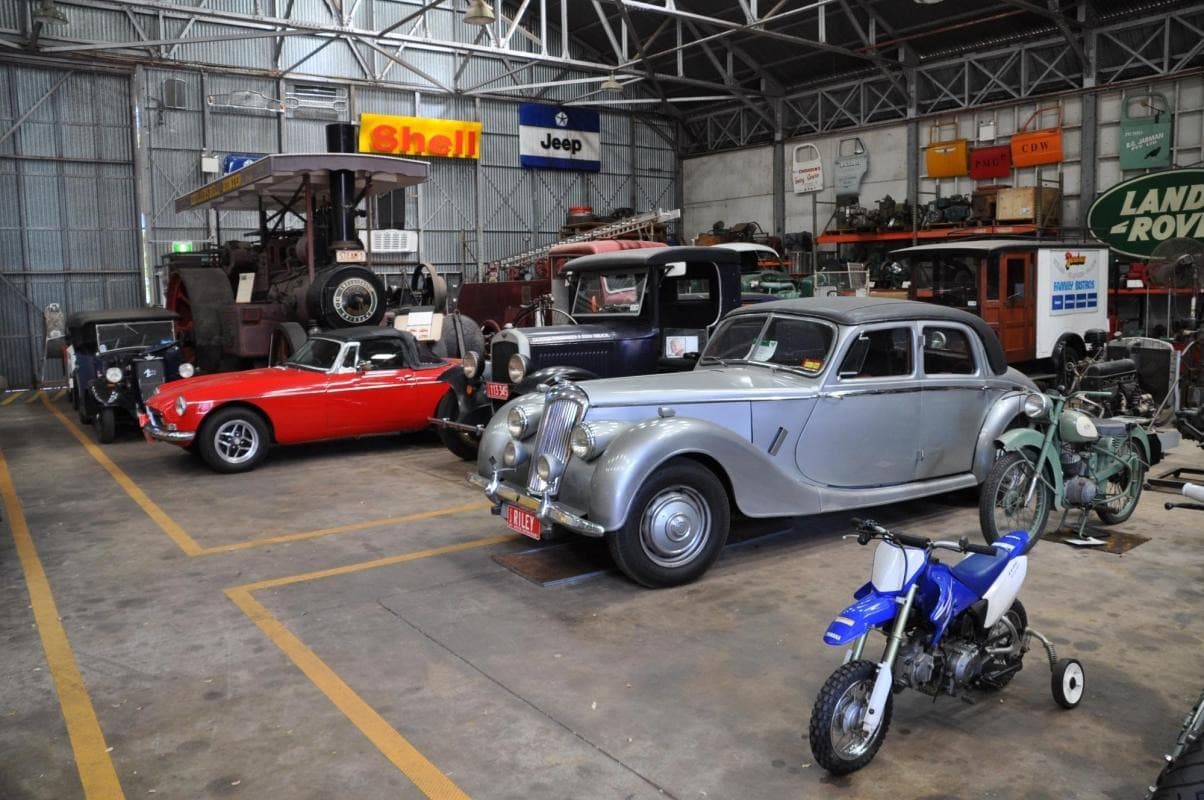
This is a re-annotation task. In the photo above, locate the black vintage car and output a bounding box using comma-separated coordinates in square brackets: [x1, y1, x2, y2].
[66, 308, 193, 443]
[431, 246, 744, 459]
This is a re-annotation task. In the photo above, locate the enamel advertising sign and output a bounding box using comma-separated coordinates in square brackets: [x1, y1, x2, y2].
[519, 104, 601, 171]
[1087, 168, 1204, 258]
[358, 113, 481, 159]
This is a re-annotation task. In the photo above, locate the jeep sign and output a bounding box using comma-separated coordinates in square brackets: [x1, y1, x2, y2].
[1087, 168, 1204, 258]
[518, 104, 601, 172]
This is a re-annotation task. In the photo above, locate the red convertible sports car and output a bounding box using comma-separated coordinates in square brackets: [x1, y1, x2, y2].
[142, 327, 457, 473]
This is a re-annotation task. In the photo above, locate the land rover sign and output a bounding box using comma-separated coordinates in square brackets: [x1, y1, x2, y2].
[1087, 168, 1204, 258]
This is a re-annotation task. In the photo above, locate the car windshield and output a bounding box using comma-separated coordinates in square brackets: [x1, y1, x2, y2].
[571, 269, 648, 316]
[286, 337, 342, 371]
[701, 314, 834, 375]
[95, 321, 175, 352]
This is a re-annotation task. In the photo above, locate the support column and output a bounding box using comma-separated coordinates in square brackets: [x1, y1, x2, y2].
[132, 65, 155, 304]
[473, 96, 484, 282]
[772, 99, 785, 239]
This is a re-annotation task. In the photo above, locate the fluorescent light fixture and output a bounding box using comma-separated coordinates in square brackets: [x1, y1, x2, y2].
[33, 0, 69, 25]
[463, 0, 495, 25]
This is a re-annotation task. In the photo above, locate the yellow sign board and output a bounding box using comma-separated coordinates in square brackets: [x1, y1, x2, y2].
[358, 113, 482, 159]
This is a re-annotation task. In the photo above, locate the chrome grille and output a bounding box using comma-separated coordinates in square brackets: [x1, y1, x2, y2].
[526, 385, 587, 495]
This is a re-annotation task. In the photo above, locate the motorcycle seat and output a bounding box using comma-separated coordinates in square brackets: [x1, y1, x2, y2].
[1095, 418, 1132, 437]
[951, 549, 1010, 596]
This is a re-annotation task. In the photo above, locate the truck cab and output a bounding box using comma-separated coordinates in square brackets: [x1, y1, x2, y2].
[892, 239, 1110, 373]
[431, 246, 744, 459]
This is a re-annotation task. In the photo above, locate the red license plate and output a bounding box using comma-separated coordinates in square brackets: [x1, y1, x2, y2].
[485, 382, 510, 401]
[504, 504, 541, 539]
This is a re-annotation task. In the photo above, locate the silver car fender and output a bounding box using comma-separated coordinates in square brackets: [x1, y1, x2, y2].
[576, 415, 821, 532]
[970, 390, 1031, 481]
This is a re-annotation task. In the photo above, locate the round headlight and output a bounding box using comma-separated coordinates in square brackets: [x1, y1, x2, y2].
[536, 453, 562, 482]
[175, 395, 187, 416]
[462, 351, 480, 380]
[508, 353, 529, 384]
[502, 440, 527, 467]
[178, 362, 195, 379]
[1022, 392, 1050, 420]
[105, 366, 123, 383]
[507, 406, 531, 439]
[570, 424, 596, 461]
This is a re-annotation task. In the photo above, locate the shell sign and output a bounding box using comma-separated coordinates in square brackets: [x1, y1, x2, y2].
[358, 113, 482, 159]
[1087, 168, 1204, 258]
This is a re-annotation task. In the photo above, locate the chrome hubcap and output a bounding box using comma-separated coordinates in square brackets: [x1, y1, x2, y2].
[830, 679, 874, 759]
[639, 485, 711, 568]
[214, 419, 259, 463]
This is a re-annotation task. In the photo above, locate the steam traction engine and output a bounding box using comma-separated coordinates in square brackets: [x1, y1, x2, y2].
[166, 123, 430, 371]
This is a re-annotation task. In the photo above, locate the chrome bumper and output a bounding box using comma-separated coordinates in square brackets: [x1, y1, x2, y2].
[467, 471, 605, 537]
[142, 423, 195, 444]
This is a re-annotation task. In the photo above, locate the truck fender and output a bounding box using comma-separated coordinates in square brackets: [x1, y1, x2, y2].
[436, 364, 491, 418]
[517, 366, 598, 395]
[579, 416, 816, 532]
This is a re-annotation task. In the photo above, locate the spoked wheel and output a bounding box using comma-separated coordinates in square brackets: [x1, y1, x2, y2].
[979, 451, 1052, 551]
[607, 459, 729, 588]
[1096, 440, 1145, 524]
[975, 600, 1028, 691]
[1051, 658, 1085, 709]
[809, 659, 892, 775]
[197, 407, 269, 474]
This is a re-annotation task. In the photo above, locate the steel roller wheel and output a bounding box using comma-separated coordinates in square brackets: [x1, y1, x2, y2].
[197, 406, 270, 474]
[979, 450, 1052, 551]
[607, 459, 729, 588]
[1096, 440, 1145, 524]
[269, 321, 308, 366]
[166, 268, 234, 374]
[808, 659, 892, 775]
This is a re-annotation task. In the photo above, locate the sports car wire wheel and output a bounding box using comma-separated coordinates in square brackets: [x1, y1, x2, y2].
[639, 485, 711, 568]
[214, 419, 260, 464]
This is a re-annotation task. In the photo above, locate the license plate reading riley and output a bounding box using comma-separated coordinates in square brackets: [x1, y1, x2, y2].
[486, 382, 510, 401]
[505, 504, 541, 539]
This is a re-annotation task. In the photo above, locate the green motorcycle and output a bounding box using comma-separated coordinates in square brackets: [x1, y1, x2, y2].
[979, 389, 1154, 550]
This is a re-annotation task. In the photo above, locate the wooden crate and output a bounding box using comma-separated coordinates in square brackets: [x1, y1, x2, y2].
[995, 186, 1061, 224]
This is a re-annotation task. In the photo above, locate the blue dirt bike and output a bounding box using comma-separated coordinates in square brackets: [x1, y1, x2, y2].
[808, 519, 1084, 775]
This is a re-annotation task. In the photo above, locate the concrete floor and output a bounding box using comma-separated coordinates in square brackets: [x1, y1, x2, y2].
[1, 394, 1202, 800]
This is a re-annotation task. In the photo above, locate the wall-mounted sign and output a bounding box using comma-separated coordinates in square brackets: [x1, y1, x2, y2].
[1119, 93, 1173, 170]
[358, 113, 481, 159]
[791, 143, 823, 193]
[518, 104, 600, 172]
[1088, 168, 1204, 258]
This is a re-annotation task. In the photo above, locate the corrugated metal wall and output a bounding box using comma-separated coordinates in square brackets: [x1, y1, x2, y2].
[0, 64, 138, 389]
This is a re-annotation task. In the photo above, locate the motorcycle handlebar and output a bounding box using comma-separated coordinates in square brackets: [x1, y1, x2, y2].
[893, 531, 930, 549]
[959, 537, 998, 556]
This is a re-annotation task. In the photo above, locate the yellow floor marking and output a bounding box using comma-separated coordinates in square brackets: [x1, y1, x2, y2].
[24, 390, 44, 404]
[237, 533, 515, 592]
[0, 449, 127, 799]
[204, 501, 493, 554]
[223, 534, 516, 800]
[1, 391, 24, 406]
[41, 393, 205, 556]
[53, 388, 67, 400]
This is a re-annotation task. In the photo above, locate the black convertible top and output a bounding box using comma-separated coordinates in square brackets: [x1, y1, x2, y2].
[67, 308, 178, 328]
[563, 245, 743, 273]
[311, 325, 442, 366]
[729, 296, 1009, 375]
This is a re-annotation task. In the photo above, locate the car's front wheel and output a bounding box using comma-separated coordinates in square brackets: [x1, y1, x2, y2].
[95, 407, 117, 444]
[197, 407, 269, 474]
[607, 459, 729, 588]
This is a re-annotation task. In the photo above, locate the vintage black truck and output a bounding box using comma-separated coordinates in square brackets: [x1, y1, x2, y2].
[431, 246, 744, 459]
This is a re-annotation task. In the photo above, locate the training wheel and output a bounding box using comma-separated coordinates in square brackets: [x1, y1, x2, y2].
[1051, 658, 1085, 709]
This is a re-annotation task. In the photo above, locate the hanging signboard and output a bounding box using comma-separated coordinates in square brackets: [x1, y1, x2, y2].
[1011, 106, 1063, 167]
[1119, 93, 1173, 170]
[518, 104, 601, 172]
[791, 143, 823, 193]
[969, 144, 1012, 180]
[833, 137, 868, 199]
[358, 113, 482, 159]
[1086, 168, 1204, 258]
[924, 121, 969, 178]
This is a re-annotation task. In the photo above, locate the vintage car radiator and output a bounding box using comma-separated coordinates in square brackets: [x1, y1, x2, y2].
[526, 389, 585, 495]
[133, 357, 167, 400]
[491, 340, 518, 383]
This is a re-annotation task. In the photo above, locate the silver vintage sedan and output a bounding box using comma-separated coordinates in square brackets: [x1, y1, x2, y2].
[470, 297, 1037, 588]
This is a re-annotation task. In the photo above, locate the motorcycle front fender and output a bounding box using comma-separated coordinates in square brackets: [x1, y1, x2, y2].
[823, 593, 898, 647]
[995, 426, 1065, 509]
